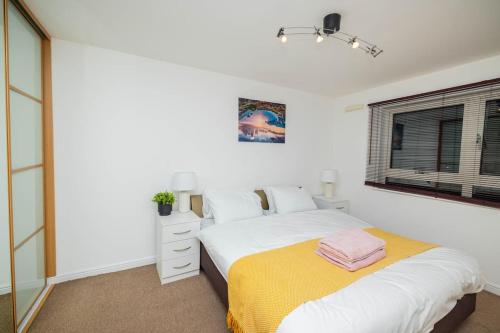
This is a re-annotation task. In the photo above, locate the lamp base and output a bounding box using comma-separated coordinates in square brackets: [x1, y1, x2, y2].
[178, 191, 191, 213]
[323, 183, 334, 198]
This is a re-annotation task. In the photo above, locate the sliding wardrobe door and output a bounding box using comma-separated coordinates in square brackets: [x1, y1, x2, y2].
[6, 0, 45, 324]
[0, 1, 14, 332]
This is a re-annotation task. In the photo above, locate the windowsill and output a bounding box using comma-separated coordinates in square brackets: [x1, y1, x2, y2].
[365, 182, 500, 211]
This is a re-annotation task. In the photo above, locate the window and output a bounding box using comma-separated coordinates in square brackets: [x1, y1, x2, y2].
[366, 79, 500, 209]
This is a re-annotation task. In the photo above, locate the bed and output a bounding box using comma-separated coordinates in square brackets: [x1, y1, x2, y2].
[191, 192, 482, 333]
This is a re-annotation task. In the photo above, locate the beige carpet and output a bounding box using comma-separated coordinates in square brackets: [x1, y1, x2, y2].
[29, 265, 500, 333]
[0, 293, 14, 333]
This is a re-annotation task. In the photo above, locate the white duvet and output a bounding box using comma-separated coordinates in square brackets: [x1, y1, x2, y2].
[198, 209, 484, 333]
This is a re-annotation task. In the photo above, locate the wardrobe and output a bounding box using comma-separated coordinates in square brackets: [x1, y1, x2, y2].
[0, 1, 55, 332]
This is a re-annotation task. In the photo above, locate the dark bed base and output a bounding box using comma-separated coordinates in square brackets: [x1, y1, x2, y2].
[201, 243, 228, 308]
[200, 244, 476, 332]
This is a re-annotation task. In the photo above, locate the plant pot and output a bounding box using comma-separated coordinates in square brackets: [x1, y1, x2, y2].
[158, 203, 172, 216]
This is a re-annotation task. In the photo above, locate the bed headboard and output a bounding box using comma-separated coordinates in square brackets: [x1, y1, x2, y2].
[190, 190, 269, 218]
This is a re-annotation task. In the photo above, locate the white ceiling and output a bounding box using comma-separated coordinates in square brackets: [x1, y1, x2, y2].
[26, 0, 500, 98]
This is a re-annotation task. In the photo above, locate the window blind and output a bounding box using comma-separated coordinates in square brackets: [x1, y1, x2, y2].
[365, 78, 500, 209]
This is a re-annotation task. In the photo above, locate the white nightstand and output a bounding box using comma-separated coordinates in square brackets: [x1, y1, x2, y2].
[156, 211, 201, 284]
[313, 195, 350, 214]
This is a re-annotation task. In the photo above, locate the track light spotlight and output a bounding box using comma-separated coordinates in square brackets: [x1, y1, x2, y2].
[277, 28, 287, 43]
[351, 38, 360, 49]
[316, 32, 324, 43]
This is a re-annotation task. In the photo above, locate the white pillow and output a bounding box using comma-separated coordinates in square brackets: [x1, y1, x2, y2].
[202, 187, 252, 218]
[270, 187, 317, 214]
[202, 193, 214, 218]
[203, 190, 263, 224]
[263, 186, 300, 214]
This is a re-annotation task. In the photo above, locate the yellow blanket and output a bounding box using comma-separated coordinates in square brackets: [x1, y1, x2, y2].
[227, 228, 437, 333]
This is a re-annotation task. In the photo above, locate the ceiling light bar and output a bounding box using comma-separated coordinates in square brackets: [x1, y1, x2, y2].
[276, 13, 383, 58]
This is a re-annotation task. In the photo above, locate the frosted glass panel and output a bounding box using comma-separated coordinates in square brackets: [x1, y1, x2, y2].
[10, 91, 43, 169]
[8, 1, 42, 99]
[12, 167, 44, 247]
[14, 230, 45, 324]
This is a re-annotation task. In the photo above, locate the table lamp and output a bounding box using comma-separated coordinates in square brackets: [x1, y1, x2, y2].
[171, 172, 197, 213]
[321, 169, 337, 198]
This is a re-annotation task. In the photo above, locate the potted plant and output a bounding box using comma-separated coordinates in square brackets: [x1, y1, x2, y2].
[152, 191, 175, 216]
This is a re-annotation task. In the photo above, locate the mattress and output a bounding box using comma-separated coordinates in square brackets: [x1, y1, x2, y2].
[198, 209, 484, 333]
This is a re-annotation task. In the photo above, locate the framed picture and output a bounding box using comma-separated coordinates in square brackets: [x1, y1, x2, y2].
[392, 123, 404, 150]
[238, 98, 286, 143]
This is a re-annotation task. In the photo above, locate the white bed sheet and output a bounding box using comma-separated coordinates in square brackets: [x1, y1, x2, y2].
[198, 209, 484, 333]
[199, 209, 370, 279]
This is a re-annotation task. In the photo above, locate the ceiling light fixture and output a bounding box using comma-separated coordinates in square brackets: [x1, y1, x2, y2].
[276, 13, 383, 57]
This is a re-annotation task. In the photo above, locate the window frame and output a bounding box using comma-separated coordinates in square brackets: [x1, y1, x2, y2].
[366, 86, 500, 209]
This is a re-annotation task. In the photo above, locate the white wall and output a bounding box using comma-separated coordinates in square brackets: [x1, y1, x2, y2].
[331, 54, 500, 294]
[51, 39, 335, 277]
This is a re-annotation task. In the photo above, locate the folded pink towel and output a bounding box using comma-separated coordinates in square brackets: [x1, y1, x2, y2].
[316, 247, 386, 271]
[319, 228, 386, 262]
[318, 243, 384, 264]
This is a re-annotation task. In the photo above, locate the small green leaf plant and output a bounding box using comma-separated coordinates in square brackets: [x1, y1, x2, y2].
[152, 191, 175, 205]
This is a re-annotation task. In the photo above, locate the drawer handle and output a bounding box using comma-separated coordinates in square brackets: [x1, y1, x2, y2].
[336, 207, 345, 209]
[173, 230, 191, 235]
[173, 262, 191, 269]
[173, 246, 192, 252]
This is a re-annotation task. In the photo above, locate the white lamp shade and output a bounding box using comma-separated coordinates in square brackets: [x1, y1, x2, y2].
[321, 169, 337, 183]
[171, 172, 197, 191]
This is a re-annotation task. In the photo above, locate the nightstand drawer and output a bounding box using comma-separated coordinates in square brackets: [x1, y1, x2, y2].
[162, 221, 200, 243]
[161, 254, 200, 278]
[313, 196, 350, 213]
[162, 238, 199, 259]
[332, 200, 349, 213]
[159, 212, 200, 225]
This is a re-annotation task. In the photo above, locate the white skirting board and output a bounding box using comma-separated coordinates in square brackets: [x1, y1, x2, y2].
[0, 284, 11, 295]
[48, 256, 155, 284]
[485, 281, 500, 296]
